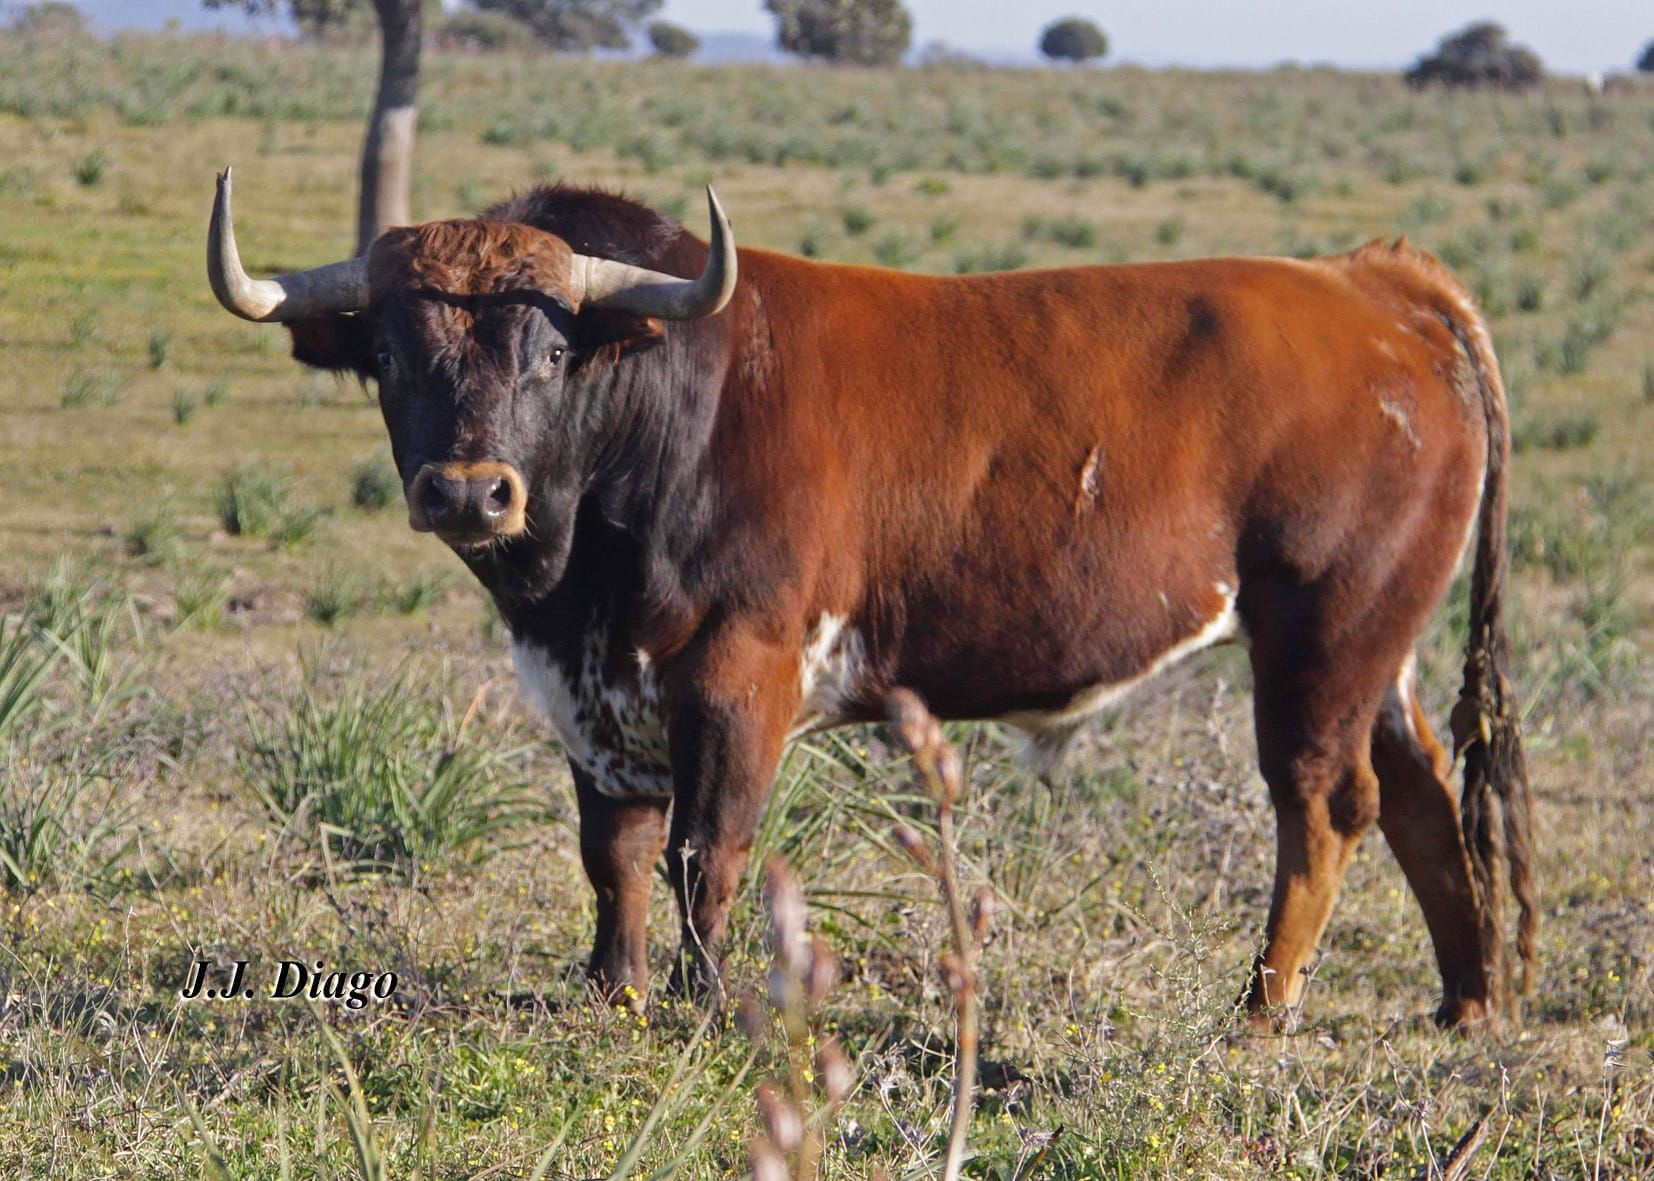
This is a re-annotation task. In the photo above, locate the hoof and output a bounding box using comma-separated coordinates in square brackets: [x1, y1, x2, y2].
[585, 962, 648, 1013]
[1241, 1004, 1296, 1035]
[1434, 995, 1495, 1032]
[666, 949, 723, 1003]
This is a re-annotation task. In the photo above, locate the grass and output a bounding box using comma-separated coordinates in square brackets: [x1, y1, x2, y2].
[239, 669, 539, 873]
[124, 501, 183, 564]
[72, 149, 108, 186]
[349, 451, 401, 511]
[171, 563, 230, 629]
[0, 31, 1651, 1180]
[60, 368, 122, 407]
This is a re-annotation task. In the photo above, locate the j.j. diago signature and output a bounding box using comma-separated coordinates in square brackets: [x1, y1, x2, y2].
[180, 959, 399, 1010]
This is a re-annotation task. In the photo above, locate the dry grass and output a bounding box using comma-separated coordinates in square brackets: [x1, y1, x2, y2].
[0, 35, 1651, 1179]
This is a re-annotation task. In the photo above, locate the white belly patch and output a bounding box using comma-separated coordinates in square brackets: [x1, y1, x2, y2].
[999, 583, 1241, 775]
[512, 612, 868, 801]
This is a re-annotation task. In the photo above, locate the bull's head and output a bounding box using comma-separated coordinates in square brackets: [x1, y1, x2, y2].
[205, 168, 735, 583]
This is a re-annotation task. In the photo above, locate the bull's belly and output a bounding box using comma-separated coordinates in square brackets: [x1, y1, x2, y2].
[512, 584, 1241, 799]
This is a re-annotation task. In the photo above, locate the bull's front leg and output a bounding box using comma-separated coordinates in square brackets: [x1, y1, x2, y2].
[663, 628, 798, 999]
[573, 764, 669, 1007]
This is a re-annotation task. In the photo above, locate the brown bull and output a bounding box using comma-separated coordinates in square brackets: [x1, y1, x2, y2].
[206, 170, 1535, 1028]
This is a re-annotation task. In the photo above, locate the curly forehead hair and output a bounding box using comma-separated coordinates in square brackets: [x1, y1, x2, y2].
[367, 219, 577, 301]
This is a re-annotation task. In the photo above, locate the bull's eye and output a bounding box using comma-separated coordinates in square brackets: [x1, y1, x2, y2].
[376, 350, 396, 374]
[548, 347, 565, 365]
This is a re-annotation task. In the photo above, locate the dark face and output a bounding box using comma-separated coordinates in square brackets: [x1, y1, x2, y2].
[287, 221, 664, 588]
[372, 288, 574, 551]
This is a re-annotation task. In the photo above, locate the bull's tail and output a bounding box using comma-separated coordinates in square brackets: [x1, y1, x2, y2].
[1443, 305, 1537, 1024]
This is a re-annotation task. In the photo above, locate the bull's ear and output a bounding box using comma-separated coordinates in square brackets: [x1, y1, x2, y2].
[573, 308, 664, 366]
[286, 313, 375, 378]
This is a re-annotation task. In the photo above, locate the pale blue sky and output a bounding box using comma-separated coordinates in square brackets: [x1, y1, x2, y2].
[65, 0, 1653, 73]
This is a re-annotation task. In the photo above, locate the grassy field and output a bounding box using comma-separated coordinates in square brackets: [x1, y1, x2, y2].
[1, 31, 1652, 1179]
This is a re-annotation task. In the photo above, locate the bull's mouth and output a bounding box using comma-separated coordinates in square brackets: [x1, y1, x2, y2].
[407, 461, 528, 547]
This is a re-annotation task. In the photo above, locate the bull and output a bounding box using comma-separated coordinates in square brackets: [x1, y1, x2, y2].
[205, 169, 1534, 1027]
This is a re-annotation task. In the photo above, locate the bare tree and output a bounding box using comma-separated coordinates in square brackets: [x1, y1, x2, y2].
[203, 0, 426, 253]
[357, 0, 423, 252]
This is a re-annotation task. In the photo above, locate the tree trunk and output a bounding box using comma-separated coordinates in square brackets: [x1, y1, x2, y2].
[356, 0, 422, 255]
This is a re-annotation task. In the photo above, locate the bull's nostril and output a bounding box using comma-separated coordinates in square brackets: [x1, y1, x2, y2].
[422, 478, 452, 522]
[483, 478, 513, 519]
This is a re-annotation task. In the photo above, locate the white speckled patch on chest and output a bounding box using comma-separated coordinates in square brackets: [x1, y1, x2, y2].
[512, 612, 869, 801]
[512, 623, 674, 800]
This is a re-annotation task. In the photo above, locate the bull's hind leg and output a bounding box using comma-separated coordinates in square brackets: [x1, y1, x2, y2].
[1370, 658, 1492, 1027]
[1242, 599, 1399, 1027]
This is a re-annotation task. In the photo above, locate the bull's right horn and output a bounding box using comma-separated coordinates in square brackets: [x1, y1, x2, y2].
[207, 166, 370, 322]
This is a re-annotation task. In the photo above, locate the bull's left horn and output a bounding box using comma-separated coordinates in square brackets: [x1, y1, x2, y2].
[570, 185, 737, 320]
[207, 166, 370, 322]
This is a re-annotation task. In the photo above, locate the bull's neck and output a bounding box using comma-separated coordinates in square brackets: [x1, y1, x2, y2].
[581, 312, 733, 624]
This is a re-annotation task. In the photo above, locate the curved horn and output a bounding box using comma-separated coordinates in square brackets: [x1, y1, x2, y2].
[570, 186, 737, 320]
[207, 166, 370, 322]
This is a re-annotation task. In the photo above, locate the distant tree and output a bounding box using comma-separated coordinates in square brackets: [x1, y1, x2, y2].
[9, 1, 86, 36]
[647, 19, 697, 58]
[1405, 21, 1544, 91]
[765, 0, 912, 67]
[1038, 16, 1107, 65]
[205, 0, 371, 39]
[205, 0, 430, 252]
[436, 9, 535, 50]
[1638, 40, 1654, 73]
[468, 0, 662, 51]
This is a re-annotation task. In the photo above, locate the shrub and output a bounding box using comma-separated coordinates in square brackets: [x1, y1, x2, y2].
[350, 452, 401, 511]
[68, 309, 98, 347]
[1514, 273, 1548, 312]
[384, 572, 448, 615]
[239, 672, 538, 871]
[0, 611, 61, 745]
[172, 389, 197, 426]
[1039, 17, 1108, 65]
[1022, 215, 1097, 249]
[124, 503, 182, 565]
[60, 370, 121, 408]
[217, 464, 292, 539]
[872, 229, 918, 268]
[305, 569, 364, 626]
[435, 10, 535, 52]
[470, 0, 661, 51]
[841, 206, 872, 236]
[953, 242, 1028, 274]
[1638, 40, 1654, 73]
[765, 0, 913, 67]
[8, 2, 84, 38]
[0, 758, 135, 896]
[1406, 22, 1543, 91]
[146, 328, 171, 370]
[173, 565, 230, 629]
[73, 150, 108, 187]
[1513, 411, 1600, 454]
[647, 20, 698, 58]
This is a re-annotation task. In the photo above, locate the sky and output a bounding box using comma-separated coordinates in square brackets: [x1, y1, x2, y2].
[58, 0, 1654, 74]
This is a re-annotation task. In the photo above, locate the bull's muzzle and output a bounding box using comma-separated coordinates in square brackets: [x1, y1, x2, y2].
[407, 461, 527, 545]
